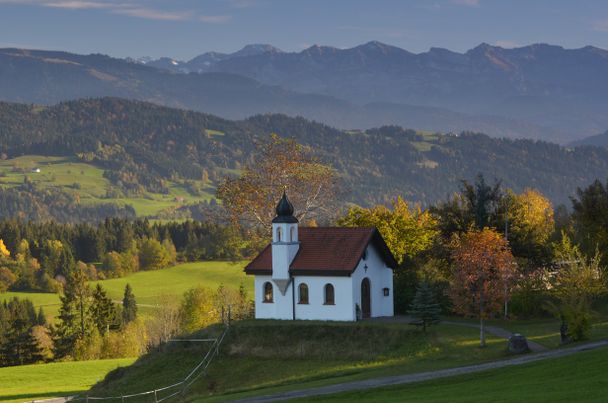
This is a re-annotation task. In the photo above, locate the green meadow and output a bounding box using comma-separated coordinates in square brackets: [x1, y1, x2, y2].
[0, 261, 251, 322]
[310, 345, 608, 403]
[0, 155, 215, 217]
[0, 358, 136, 403]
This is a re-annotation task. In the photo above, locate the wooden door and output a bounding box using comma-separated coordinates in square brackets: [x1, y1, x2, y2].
[361, 278, 371, 319]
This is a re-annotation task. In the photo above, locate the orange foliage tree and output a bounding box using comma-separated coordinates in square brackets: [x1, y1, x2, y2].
[449, 228, 517, 347]
[217, 134, 339, 240]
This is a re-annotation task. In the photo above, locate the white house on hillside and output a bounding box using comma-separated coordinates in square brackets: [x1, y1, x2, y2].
[245, 192, 396, 321]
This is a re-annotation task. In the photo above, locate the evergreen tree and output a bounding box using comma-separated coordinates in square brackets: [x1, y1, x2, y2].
[122, 284, 137, 324]
[408, 282, 441, 332]
[53, 265, 92, 359]
[90, 284, 116, 335]
[36, 307, 47, 326]
[0, 317, 42, 366]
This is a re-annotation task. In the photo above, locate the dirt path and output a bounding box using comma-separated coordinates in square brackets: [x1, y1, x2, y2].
[234, 340, 608, 402]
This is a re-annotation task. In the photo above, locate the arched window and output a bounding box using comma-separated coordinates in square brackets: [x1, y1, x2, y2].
[263, 282, 273, 303]
[290, 226, 295, 242]
[324, 284, 335, 305]
[298, 283, 309, 304]
[276, 227, 282, 242]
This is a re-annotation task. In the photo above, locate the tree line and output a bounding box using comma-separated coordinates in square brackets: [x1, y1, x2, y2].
[0, 218, 243, 293]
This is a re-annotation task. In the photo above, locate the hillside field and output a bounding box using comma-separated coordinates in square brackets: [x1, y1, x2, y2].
[310, 345, 608, 402]
[0, 155, 215, 217]
[0, 358, 136, 403]
[0, 261, 251, 322]
[88, 321, 509, 401]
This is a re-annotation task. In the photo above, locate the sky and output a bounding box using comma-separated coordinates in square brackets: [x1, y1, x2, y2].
[1, 0, 608, 60]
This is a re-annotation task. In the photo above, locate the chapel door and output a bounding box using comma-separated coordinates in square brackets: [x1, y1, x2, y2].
[361, 278, 371, 319]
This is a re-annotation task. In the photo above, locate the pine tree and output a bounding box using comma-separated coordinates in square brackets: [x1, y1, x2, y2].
[53, 265, 92, 359]
[90, 284, 116, 335]
[36, 307, 47, 326]
[408, 282, 441, 332]
[122, 283, 137, 324]
[0, 317, 42, 366]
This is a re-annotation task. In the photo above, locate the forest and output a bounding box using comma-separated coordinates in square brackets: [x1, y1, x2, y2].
[2, 98, 608, 224]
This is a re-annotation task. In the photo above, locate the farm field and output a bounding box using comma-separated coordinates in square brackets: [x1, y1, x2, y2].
[309, 345, 608, 402]
[0, 261, 251, 322]
[0, 358, 136, 403]
[0, 155, 215, 217]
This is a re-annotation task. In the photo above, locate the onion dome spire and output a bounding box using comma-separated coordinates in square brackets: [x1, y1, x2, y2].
[272, 190, 298, 223]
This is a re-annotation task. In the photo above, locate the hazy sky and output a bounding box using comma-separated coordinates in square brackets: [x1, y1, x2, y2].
[1, 0, 608, 59]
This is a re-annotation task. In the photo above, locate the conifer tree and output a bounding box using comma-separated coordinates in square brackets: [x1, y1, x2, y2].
[122, 283, 137, 324]
[90, 284, 116, 335]
[0, 317, 42, 366]
[53, 265, 92, 358]
[409, 282, 441, 332]
[36, 307, 47, 326]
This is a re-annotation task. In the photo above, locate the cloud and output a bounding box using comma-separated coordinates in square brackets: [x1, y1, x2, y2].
[0, 0, 232, 23]
[44, 1, 111, 9]
[593, 19, 608, 32]
[494, 40, 519, 49]
[112, 7, 194, 21]
[450, 0, 480, 6]
[199, 14, 231, 23]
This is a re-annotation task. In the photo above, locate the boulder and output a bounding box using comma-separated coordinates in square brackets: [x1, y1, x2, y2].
[507, 333, 530, 354]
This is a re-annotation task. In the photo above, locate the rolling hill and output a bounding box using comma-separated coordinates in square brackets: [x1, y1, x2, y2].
[1, 97, 608, 221]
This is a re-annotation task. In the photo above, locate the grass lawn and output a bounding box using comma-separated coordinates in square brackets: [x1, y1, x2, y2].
[175, 321, 507, 401]
[87, 320, 509, 401]
[0, 358, 136, 403]
[447, 316, 608, 348]
[0, 155, 216, 217]
[308, 345, 608, 402]
[91, 261, 251, 307]
[1, 261, 251, 322]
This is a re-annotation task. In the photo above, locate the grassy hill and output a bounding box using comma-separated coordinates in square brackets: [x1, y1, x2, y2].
[3, 97, 608, 219]
[311, 345, 608, 402]
[0, 155, 214, 217]
[86, 320, 508, 401]
[0, 358, 135, 403]
[0, 261, 251, 322]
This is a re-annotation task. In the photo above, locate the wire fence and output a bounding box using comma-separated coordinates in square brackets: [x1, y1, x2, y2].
[67, 310, 231, 403]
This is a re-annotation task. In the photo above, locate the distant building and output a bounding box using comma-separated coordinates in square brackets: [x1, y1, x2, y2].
[245, 192, 396, 321]
[31, 168, 41, 173]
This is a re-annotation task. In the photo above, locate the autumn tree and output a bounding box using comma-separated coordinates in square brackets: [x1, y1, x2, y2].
[449, 228, 516, 347]
[217, 134, 339, 239]
[547, 235, 605, 342]
[338, 197, 437, 263]
[503, 188, 554, 263]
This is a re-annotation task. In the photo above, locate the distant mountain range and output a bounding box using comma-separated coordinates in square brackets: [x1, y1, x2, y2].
[3, 42, 608, 143]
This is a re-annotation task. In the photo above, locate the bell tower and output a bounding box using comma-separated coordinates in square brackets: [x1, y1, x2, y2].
[271, 190, 299, 295]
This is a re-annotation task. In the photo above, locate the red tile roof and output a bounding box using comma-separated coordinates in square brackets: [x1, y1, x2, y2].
[244, 227, 397, 276]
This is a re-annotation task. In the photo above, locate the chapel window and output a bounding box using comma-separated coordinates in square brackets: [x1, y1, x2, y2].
[263, 282, 273, 303]
[324, 283, 335, 305]
[298, 283, 309, 304]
